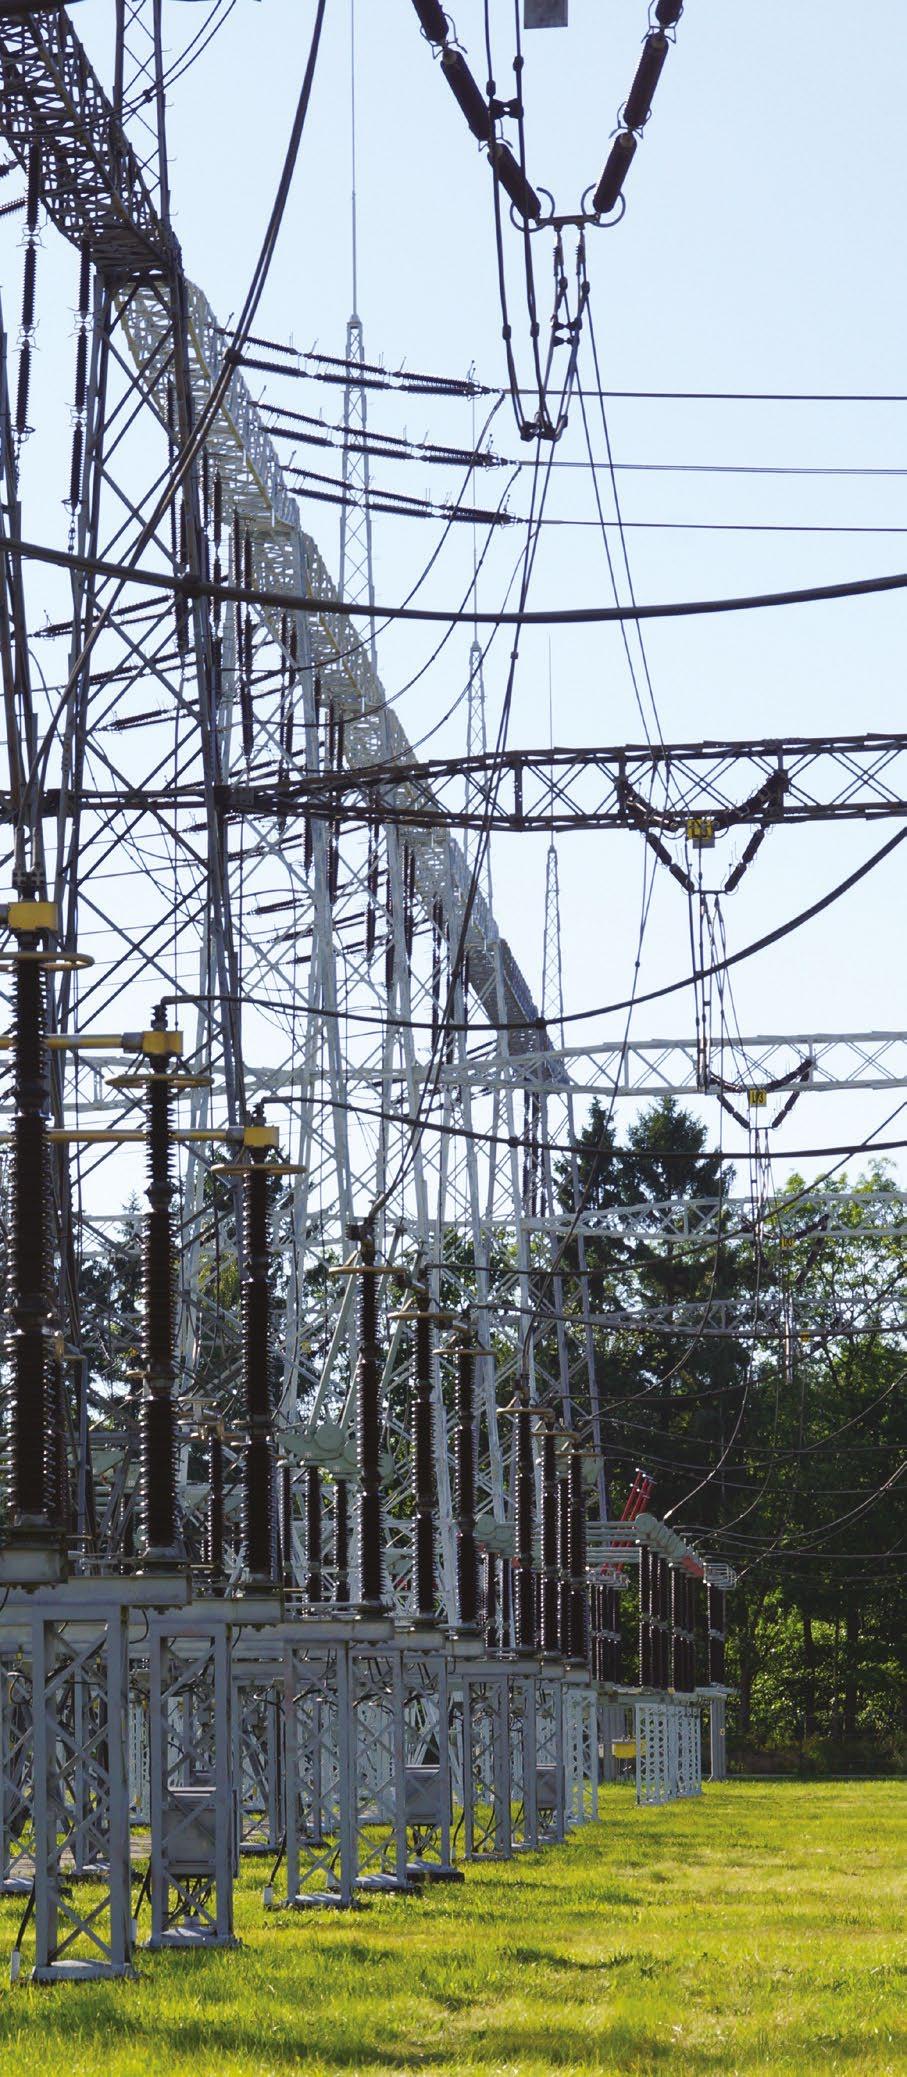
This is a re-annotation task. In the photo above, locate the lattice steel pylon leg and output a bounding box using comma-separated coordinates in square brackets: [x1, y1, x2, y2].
[147, 1618, 237, 1950]
[27, 1603, 133, 1983]
[0, 1660, 32, 1897]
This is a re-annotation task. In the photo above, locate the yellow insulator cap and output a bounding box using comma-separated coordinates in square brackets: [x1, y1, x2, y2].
[243, 1123, 280, 1150]
[7, 900, 58, 933]
[140, 1029, 183, 1057]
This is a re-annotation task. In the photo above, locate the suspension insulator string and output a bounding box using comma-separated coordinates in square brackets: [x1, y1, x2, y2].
[137, 1008, 181, 1562]
[366, 816, 379, 965]
[454, 1330, 479, 1632]
[305, 1462, 322, 1605]
[241, 530, 254, 757]
[483, 1547, 499, 1651]
[277, 612, 289, 826]
[430, 896, 442, 1043]
[514, 1397, 536, 1655]
[639, 1543, 652, 1687]
[557, 1451, 570, 1656]
[6, 892, 58, 1555]
[354, 1222, 384, 1613]
[241, 1114, 276, 1586]
[444, 919, 454, 1068]
[384, 868, 394, 994]
[657, 1552, 670, 1686]
[139, 1006, 180, 1562]
[409, 0, 685, 251]
[540, 1420, 559, 1655]
[207, 1427, 225, 1584]
[287, 618, 299, 762]
[333, 1475, 350, 1606]
[568, 1442, 588, 1664]
[501, 1542, 513, 1651]
[589, 1579, 600, 1681]
[14, 143, 40, 465]
[671, 1568, 682, 1690]
[411, 1290, 436, 1622]
[212, 470, 223, 628]
[281, 1461, 294, 1587]
[67, 238, 92, 543]
[708, 1581, 726, 1686]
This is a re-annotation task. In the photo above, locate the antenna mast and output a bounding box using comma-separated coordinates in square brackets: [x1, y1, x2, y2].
[339, 0, 377, 674]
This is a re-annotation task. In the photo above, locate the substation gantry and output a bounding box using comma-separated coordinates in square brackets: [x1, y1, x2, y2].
[0, 5, 736, 1984]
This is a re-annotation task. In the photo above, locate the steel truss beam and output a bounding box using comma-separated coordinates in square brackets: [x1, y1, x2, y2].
[349, 1031, 907, 1102]
[0, 10, 172, 279]
[437, 1186, 907, 1247]
[193, 732, 907, 836]
[34, 726, 907, 838]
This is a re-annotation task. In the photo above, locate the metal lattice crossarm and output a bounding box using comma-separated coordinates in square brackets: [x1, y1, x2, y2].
[488, 1186, 907, 1246]
[0, 10, 173, 277]
[367, 1030, 907, 1100]
[241, 1030, 907, 1104]
[208, 732, 907, 835]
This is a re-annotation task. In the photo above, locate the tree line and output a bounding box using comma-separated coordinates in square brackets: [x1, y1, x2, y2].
[554, 1095, 907, 1769]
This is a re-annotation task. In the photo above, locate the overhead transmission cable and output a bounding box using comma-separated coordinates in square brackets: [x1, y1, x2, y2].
[13, 529, 907, 631]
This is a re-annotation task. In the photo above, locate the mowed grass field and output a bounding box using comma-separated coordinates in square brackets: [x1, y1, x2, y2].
[0, 1781, 903, 2076]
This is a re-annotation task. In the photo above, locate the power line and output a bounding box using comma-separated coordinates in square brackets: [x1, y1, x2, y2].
[8, 528, 907, 628]
[515, 386, 907, 404]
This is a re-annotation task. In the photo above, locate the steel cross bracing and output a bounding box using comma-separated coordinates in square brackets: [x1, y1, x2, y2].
[339, 314, 377, 673]
[0, 10, 173, 279]
[113, 286, 549, 1071]
[394, 1185, 907, 1248]
[0, 15, 738, 1975]
[38, 721, 907, 846]
[0, 6, 544, 1056]
[0, 4, 589, 1594]
[211, 733, 907, 836]
[342, 1031, 907, 1102]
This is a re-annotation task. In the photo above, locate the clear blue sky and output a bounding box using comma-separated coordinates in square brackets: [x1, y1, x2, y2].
[8, 0, 907, 1192]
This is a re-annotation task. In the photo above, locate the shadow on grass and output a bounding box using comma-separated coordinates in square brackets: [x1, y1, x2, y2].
[3, 1975, 906, 2077]
[10, 1990, 903, 2077]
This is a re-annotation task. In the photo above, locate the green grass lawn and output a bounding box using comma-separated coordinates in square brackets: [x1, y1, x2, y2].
[0, 1781, 903, 2075]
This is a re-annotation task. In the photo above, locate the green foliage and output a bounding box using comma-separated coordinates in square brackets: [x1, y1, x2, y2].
[78, 1195, 142, 1392]
[561, 1101, 907, 1757]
